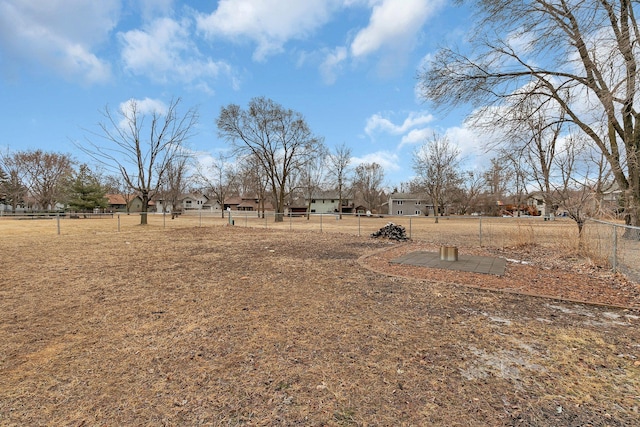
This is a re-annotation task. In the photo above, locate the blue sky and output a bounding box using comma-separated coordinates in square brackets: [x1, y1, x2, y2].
[0, 0, 482, 188]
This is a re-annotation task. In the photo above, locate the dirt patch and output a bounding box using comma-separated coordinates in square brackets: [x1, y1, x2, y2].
[361, 241, 640, 309]
[1, 225, 639, 426]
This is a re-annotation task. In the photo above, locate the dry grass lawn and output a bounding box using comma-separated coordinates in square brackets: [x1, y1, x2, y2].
[1, 215, 639, 426]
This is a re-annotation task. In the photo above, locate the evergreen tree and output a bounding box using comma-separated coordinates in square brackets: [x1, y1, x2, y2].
[0, 166, 7, 205]
[65, 165, 108, 212]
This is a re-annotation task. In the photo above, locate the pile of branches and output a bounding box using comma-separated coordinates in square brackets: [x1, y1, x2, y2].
[370, 222, 409, 241]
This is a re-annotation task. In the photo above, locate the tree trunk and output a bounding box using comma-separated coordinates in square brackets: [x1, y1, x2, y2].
[140, 193, 149, 225]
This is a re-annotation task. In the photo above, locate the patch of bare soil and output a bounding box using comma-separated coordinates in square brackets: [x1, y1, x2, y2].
[1, 226, 639, 426]
[362, 241, 640, 309]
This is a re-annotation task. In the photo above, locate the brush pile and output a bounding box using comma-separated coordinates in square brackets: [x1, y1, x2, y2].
[370, 222, 409, 241]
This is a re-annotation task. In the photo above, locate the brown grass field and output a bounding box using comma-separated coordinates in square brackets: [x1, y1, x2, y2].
[1, 214, 640, 426]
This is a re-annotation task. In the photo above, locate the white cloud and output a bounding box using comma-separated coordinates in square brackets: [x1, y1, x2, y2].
[0, 0, 118, 83]
[196, 0, 342, 61]
[350, 0, 443, 58]
[440, 124, 492, 170]
[365, 111, 434, 137]
[138, 0, 174, 20]
[319, 46, 348, 84]
[401, 128, 432, 147]
[117, 97, 167, 129]
[119, 17, 234, 91]
[351, 150, 400, 173]
[120, 97, 167, 115]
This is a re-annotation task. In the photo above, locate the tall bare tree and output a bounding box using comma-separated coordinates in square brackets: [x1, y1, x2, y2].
[217, 97, 324, 222]
[197, 153, 237, 218]
[550, 134, 595, 235]
[353, 162, 386, 214]
[159, 155, 191, 217]
[457, 170, 486, 215]
[326, 143, 352, 219]
[298, 144, 328, 219]
[412, 134, 461, 223]
[81, 98, 198, 224]
[419, 0, 640, 229]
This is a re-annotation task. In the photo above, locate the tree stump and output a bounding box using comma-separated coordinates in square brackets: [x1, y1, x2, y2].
[440, 246, 458, 261]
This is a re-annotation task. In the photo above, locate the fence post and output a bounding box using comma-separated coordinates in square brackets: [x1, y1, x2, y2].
[320, 213, 323, 233]
[117, 214, 121, 232]
[479, 215, 482, 247]
[409, 217, 412, 239]
[57, 213, 61, 235]
[199, 209, 202, 227]
[358, 213, 361, 237]
[612, 223, 617, 273]
[289, 211, 292, 231]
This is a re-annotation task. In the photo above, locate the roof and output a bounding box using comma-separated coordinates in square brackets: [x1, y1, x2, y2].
[105, 194, 155, 206]
[309, 191, 351, 200]
[106, 194, 128, 205]
[181, 192, 209, 201]
[224, 196, 242, 205]
[388, 192, 427, 200]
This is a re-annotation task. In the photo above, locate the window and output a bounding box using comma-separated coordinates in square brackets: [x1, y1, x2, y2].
[416, 210, 421, 215]
[398, 210, 403, 215]
[397, 200, 403, 205]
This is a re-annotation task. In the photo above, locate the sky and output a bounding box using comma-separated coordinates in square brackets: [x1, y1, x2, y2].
[0, 0, 482, 189]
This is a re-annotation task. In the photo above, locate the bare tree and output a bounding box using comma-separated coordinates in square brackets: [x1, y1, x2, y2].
[412, 134, 461, 223]
[197, 153, 237, 218]
[353, 162, 386, 214]
[102, 174, 135, 214]
[483, 157, 511, 214]
[217, 97, 324, 222]
[243, 153, 270, 218]
[0, 150, 28, 213]
[298, 144, 328, 219]
[13, 150, 74, 211]
[326, 143, 352, 219]
[485, 97, 568, 216]
[498, 149, 530, 216]
[457, 170, 486, 215]
[81, 98, 198, 224]
[550, 134, 595, 235]
[159, 155, 191, 218]
[419, 0, 640, 229]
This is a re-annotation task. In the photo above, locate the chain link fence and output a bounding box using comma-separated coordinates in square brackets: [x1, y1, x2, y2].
[582, 219, 640, 283]
[3, 210, 638, 284]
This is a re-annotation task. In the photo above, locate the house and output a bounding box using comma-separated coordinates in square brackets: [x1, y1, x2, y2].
[388, 193, 434, 216]
[106, 194, 155, 213]
[202, 199, 222, 212]
[180, 193, 209, 211]
[224, 195, 273, 212]
[307, 192, 354, 214]
[600, 181, 623, 215]
[105, 194, 129, 212]
[526, 192, 550, 216]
